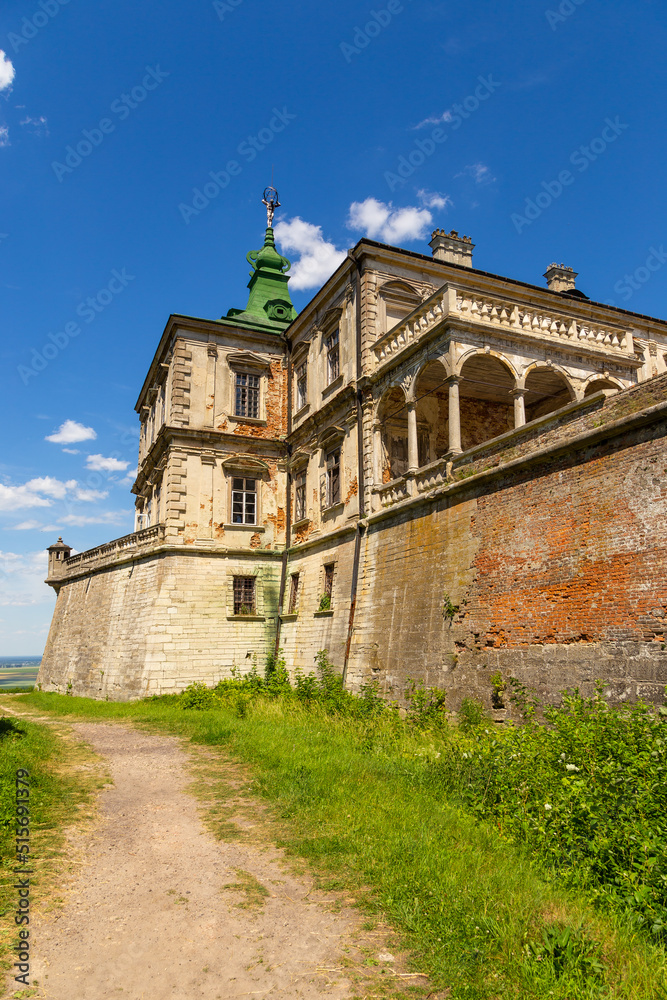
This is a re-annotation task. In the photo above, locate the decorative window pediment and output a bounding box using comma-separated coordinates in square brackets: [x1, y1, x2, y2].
[318, 424, 346, 449]
[226, 351, 271, 372]
[221, 455, 269, 474]
[292, 340, 311, 364]
[378, 280, 422, 334]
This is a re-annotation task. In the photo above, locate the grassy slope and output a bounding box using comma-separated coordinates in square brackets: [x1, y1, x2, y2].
[8, 690, 666, 1000]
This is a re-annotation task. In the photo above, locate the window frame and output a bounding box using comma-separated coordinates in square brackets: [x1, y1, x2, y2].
[323, 564, 335, 603]
[326, 328, 340, 385]
[326, 448, 341, 507]
[234, 371, 261, 420]
[295, 359, 308, 411]
[294, 468, 307, 522]
[233, 576, 256, 615]
[231, 476, 257, 526]
[287, 573, 300, 614]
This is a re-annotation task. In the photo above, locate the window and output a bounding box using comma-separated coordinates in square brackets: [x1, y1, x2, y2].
[326, 329, 339, 384]
[288, 573, 300, 614]
[326, 449, 340, 506]
[233, 576, 256, 615]
[324, 564, 334, 601]
[295, 360, 307, 410]
[294, 469, 307, 522]
[232, 478, 257, 524]
[235, 372, 260, 418]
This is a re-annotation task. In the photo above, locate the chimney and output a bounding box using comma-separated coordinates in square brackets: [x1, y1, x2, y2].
[544, 263, 577, 293]
[429, 229, 474, 268]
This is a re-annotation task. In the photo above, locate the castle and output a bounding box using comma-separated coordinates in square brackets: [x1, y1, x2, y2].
[38, 192, 667, 709]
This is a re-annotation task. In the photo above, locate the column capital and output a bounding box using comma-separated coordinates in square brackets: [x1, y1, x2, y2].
[446, 373, 463, 386]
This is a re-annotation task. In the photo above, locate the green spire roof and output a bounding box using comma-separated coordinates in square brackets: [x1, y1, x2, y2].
[225, 189, 297, 332]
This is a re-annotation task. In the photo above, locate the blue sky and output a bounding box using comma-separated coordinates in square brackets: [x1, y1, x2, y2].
[1, 0, 666, 654]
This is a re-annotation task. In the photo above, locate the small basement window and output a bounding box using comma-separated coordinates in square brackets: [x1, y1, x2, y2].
[233, 576, 256, 615]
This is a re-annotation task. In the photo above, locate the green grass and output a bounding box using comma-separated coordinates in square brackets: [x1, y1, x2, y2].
[0, 709, 107, 982]
[9, 685, 667, 1000]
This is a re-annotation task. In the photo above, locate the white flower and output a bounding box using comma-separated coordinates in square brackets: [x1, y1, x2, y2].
[565, 764, 580, 772]
[544, 803, 552, 811]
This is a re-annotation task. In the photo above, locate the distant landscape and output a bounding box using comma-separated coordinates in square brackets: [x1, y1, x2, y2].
[0, 656, 40, 689]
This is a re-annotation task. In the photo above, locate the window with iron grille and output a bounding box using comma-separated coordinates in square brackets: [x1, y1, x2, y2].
[323, 564, 334, 600]
[233, 576, 256, 615]
[294, 468, 307, 521]
[295, 361, 307, 410]
[326, 449, 340, 506]
[326, 329, 339, 384]
[232, 477, 256, 524]
[235, 372, 260, 418]
[287, 573, 299, 614]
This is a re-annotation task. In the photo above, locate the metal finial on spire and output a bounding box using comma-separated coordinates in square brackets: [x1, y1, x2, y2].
[262, 186, 280, 227]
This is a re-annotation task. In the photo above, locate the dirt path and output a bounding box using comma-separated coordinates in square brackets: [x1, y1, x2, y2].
[6, 721, 389, 1000]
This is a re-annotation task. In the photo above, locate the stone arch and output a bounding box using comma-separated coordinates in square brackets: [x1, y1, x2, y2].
[376, 385, 409, 482]
[583, 375, 623, 397]
[414, 358, 450, 466]
[524, 364, 575, 420]
[458, 352, 516, 449]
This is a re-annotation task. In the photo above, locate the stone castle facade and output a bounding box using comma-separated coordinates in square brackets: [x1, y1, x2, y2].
[38, 208, 667, 708]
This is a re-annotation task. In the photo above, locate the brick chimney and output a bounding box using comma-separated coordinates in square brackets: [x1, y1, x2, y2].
[429, 229, 474, 268]
[544, 263, 578, 293]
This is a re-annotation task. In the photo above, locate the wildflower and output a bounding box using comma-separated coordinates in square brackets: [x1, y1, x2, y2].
[565, 763, 580, 772]
[544, 803, 552, 811]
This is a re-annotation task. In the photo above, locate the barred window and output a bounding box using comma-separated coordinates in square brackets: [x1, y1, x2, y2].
[326, 449, 340, 506]
[294, 469, 307, 522]
[295, 361, 307, 410]
[233, 576, 256, 615]
[288, 573, 300, 614]
[326, 329, 339, 384]
[323, 564, 334, 600]
[235, 372, 260, 418]
[232, 478, 256, 525]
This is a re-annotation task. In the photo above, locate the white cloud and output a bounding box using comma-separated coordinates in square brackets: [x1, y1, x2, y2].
[0, 126, 9, 149]
[0, 51, 15, 92]
[12, 521, 47, 531]
[46, 420, 97, 445]
[25, 477, 77, 500]
[347, 198, 433, 244]
[415, 109, 454, 129]
[60, 512, 126, 527]
[85, 455, 129, 473]
[73, 488, 109, 502]
[62, 448, 80, 455]
[120, 467, 139, 486]
[0, 551, 52, 607]
[0, 484, 52, 512]
[457, 162, 495, 184]
[19, 115, 48, 136]
[274, 218, 347, 291]
[417, 189, 452, 211]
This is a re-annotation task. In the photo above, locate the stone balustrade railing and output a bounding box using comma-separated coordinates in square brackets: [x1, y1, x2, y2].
[374, 476, 411, 507]
[372, 283, 633, 368]
[454, 292, 631, 351]
[63, 524, 166, 574]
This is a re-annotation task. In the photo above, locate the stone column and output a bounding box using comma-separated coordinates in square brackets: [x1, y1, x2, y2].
[447, 376, 462, 454]
[512, 387, 526, 428]
[407, 402, 419, 471]
[372, 422, 383, 484]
